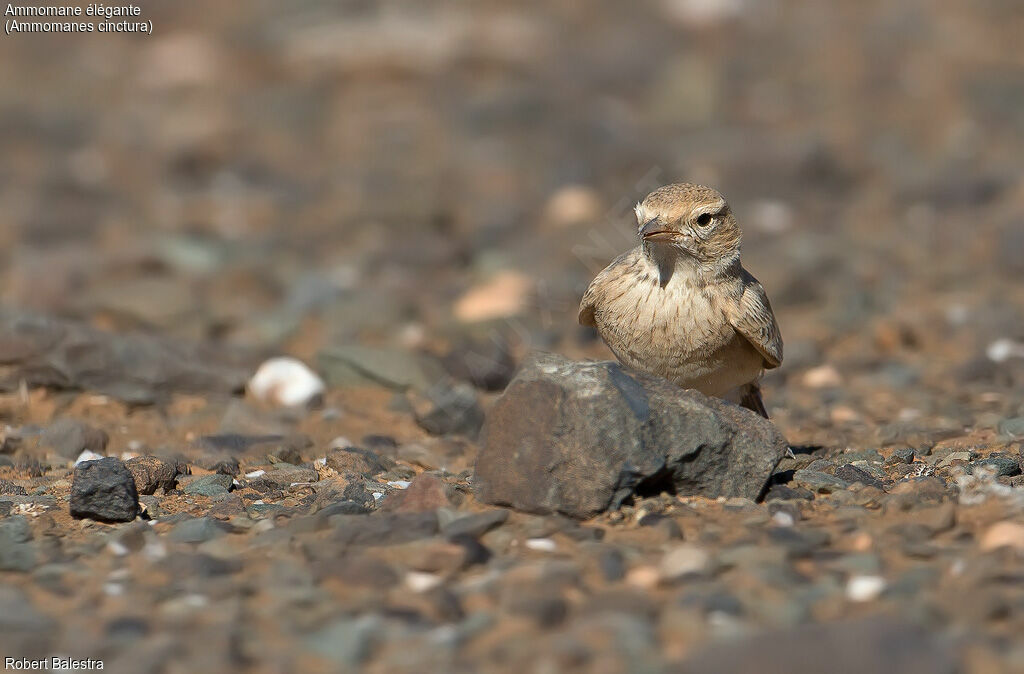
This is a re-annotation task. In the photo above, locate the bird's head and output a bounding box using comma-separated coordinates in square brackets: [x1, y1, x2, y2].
[634, 183, 741, 265]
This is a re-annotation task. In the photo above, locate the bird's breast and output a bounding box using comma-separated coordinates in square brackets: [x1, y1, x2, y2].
[594, 271, 762, 396]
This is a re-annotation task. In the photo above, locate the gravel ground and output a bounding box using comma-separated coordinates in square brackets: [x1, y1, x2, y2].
[1, 0, 1023, 672]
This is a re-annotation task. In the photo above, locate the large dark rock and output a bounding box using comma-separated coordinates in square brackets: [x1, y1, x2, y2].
[474, 353, 788, 519]
[70, 457, 139, 522]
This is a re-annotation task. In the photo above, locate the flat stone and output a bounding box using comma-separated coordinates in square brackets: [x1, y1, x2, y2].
[167, 517, 231, 544]
[331, 512, 439, 546]
[679, 618, 957, 674]
[316, 345, 447, 391]
[258, 465, 318, 487]
[0, 311, 253, 403]
[834, 464, 885, 490]
[182, 473, 234, 497]
[792, 469, 851, 493]
[441, 509, 509, 538]
[474, 353, 787, 518]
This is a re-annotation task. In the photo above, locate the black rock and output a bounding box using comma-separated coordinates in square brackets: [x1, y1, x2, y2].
[974, 453, 1021, 477]
[70, 457, 139, 522]
[474, 353, 788, 518]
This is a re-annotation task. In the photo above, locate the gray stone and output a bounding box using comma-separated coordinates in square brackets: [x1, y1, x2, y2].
[317, 345, 447, 391]
[70, 457, 139, 522]
[182, 473, 234, 497]
[39, 418, 108, 459]
[441, 510, 509, 539]
[834, 464, 885, 490]
[474, 353, 787, 518]
[679, 618, 957, 674]
[408, 378, 484, 436]
[259, 465, 318, 487]
[0, 586, 55, 655]
[305, 615, 382, 666]
[0, 311, 254, 403]
[167, 517, 230, 544]
[0, 516, 35, 572]
[998, 417, 1024, 439]
[331, 511, 439, 546]
[792, 469, 850, 493]
[193, 433, 311, 459]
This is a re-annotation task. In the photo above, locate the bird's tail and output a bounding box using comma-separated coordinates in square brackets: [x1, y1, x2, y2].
[740, 381, 770, 419]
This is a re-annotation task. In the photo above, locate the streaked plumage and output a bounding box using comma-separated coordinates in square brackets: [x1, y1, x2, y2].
[579, 183, 782, 417]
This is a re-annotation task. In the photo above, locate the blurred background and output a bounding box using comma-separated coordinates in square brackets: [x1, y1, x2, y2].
[3, 3, 1024, 673]
[1, 0, 1023, 443]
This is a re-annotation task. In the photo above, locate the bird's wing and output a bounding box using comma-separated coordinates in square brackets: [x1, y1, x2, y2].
[729, 270, 783, 369]
[578, 283, 598, 327]
[578, 250, 635, 327]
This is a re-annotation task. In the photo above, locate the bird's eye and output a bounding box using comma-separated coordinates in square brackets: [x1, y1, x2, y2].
[695, 213, 713, 227]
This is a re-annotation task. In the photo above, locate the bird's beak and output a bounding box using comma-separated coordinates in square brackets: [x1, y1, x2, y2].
[639, 219, 675, 242]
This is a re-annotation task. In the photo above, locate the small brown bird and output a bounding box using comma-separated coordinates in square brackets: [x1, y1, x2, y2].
[579, 183, 782, 417]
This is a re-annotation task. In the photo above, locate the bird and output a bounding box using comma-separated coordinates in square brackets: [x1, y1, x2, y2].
[578, 182, 782, 417]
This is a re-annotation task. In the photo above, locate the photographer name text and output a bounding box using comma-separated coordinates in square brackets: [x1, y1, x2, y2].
[5, 657, 103, 670]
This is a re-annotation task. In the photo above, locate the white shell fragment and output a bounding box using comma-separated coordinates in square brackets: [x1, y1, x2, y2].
[248, 357, 326, 407]
[74, 450, 105, 466]
[846, 575, 886, 602]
